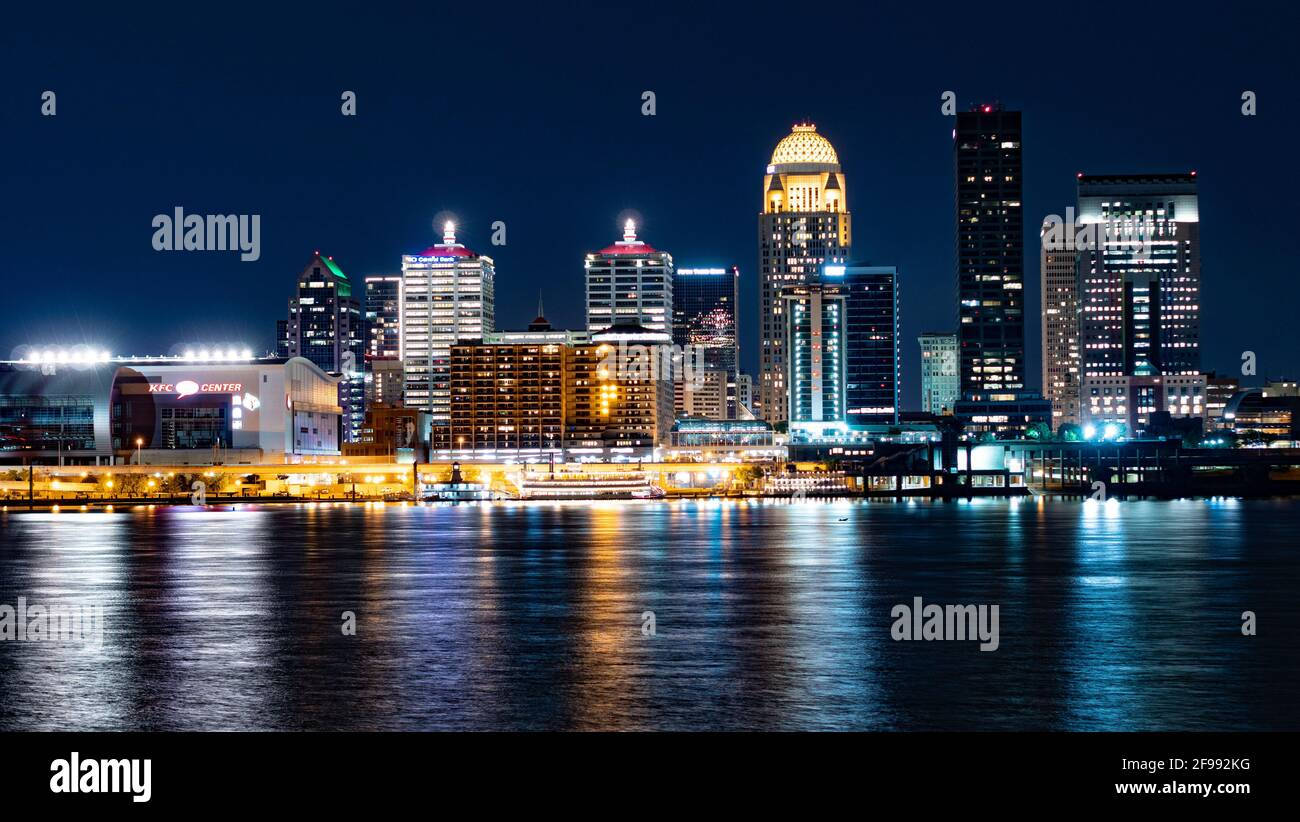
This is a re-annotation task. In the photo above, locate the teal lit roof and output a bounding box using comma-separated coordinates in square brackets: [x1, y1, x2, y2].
[321, 255, 348, 280]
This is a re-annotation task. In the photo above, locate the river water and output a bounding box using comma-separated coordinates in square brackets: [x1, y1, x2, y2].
[1, 497, 1296, 730]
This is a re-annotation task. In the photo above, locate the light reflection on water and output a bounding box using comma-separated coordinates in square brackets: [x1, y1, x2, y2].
[0, 498, 1296, 731]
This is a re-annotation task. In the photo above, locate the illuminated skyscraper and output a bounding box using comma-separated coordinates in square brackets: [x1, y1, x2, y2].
[781, 272, 846, 431]
[842, 265, 899, 425]
[400, 222, 495, 450]
[1077, 173, 1202, 430]
[1040, 223, 1080, 427]
[584, 220, 673, 333]
[955, 104, 1025, 398]
[759, 123, 851, 424]
[672, 266, 739, 418]
[281, 252, 364, 441]
[364, 274, 403, 409]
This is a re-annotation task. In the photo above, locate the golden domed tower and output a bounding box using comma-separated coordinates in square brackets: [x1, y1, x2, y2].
[758, 123, 851, 424]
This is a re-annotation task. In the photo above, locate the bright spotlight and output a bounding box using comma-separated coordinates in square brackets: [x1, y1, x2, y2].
[1083, 424, 1096, 440]
[1103, 424, 1119, 440]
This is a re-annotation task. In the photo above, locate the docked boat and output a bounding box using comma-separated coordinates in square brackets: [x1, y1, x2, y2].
[514, 470, 665, 500]
[420, 462, 502, 502]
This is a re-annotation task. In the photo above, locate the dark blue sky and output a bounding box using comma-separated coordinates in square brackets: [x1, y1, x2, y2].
[3, 3, 1296, 409]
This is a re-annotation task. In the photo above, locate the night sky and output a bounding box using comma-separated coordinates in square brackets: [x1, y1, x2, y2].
[3, 3, 1296, 409]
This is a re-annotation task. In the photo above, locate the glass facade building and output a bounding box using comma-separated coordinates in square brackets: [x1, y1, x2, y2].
[781, 274, 846, 430]
[280, 252, 364, 442]
[364, 274, 403, 409]
[955, 104, 1025, 399]
[672, 266, 739, 418]
[841, 265, 899, 424]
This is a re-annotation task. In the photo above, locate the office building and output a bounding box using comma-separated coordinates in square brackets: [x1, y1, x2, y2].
[1040, 222, 1080, 427]
[400, 222, 495, 449]
[1077, 173, 1201, 428]
[1084, 374, 1205, 435]
[364, 274, 403, 409]
[1078, 173, 1201, 381]
[919, 332, 959, 415]
[676, 368, 728, 420]
[673, 266, 739, 417]
[367, 358, 404, 409]
[759, 123, 851, 423]
[584, 220, 673, 333]
[781, 273, 847, 434]
[840, 265, 899, 424]
[280, 252, 364, 442]
[955, 104, 1025, 398]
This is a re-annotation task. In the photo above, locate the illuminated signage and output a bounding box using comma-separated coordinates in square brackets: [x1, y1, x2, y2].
[147, 381, 244, 397]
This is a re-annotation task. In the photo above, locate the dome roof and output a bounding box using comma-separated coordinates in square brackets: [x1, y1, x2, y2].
[770, 124, 839, 166]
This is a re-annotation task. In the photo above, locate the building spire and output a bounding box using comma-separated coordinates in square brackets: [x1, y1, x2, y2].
[443, 220, 457, 245]
[537, 290, 544, 319]
[623, 218, 637, 243]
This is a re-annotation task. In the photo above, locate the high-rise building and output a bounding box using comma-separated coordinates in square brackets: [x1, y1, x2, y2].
[280, 252, 364, 441]
[840, 265, 899, 424]
[781, 273, 847, 431]
[1078, 173, 1201, 380]
[918, 332, 959, 415]
[1078, 173, 1201, 429]
[673, 266, 739, 418]
[1040, 222, 1080, 428]
[364, 274, 403, 409]
[583, 325, 676, 450]
[955, 104, 1025, 399]
[759, 123, 851, 424]
[364, 275, 402, 360]
[449, 340, 567, 455]
[400, 222, 495, 449]
[585, 220, 673, 333]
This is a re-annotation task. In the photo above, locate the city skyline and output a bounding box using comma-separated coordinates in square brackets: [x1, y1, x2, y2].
[3, 6, 1296, 410]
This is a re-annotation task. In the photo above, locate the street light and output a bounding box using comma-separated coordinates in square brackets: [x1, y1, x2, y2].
[135, 437, 144, 465]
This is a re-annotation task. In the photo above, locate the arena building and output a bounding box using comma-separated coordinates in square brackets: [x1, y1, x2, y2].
[0, 355, 341, 465]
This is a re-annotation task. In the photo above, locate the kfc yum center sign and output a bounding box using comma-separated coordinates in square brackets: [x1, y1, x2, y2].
[148, 379, 243, 399]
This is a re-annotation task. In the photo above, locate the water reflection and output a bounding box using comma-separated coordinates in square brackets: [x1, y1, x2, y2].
[0, 499, 1296, 731]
